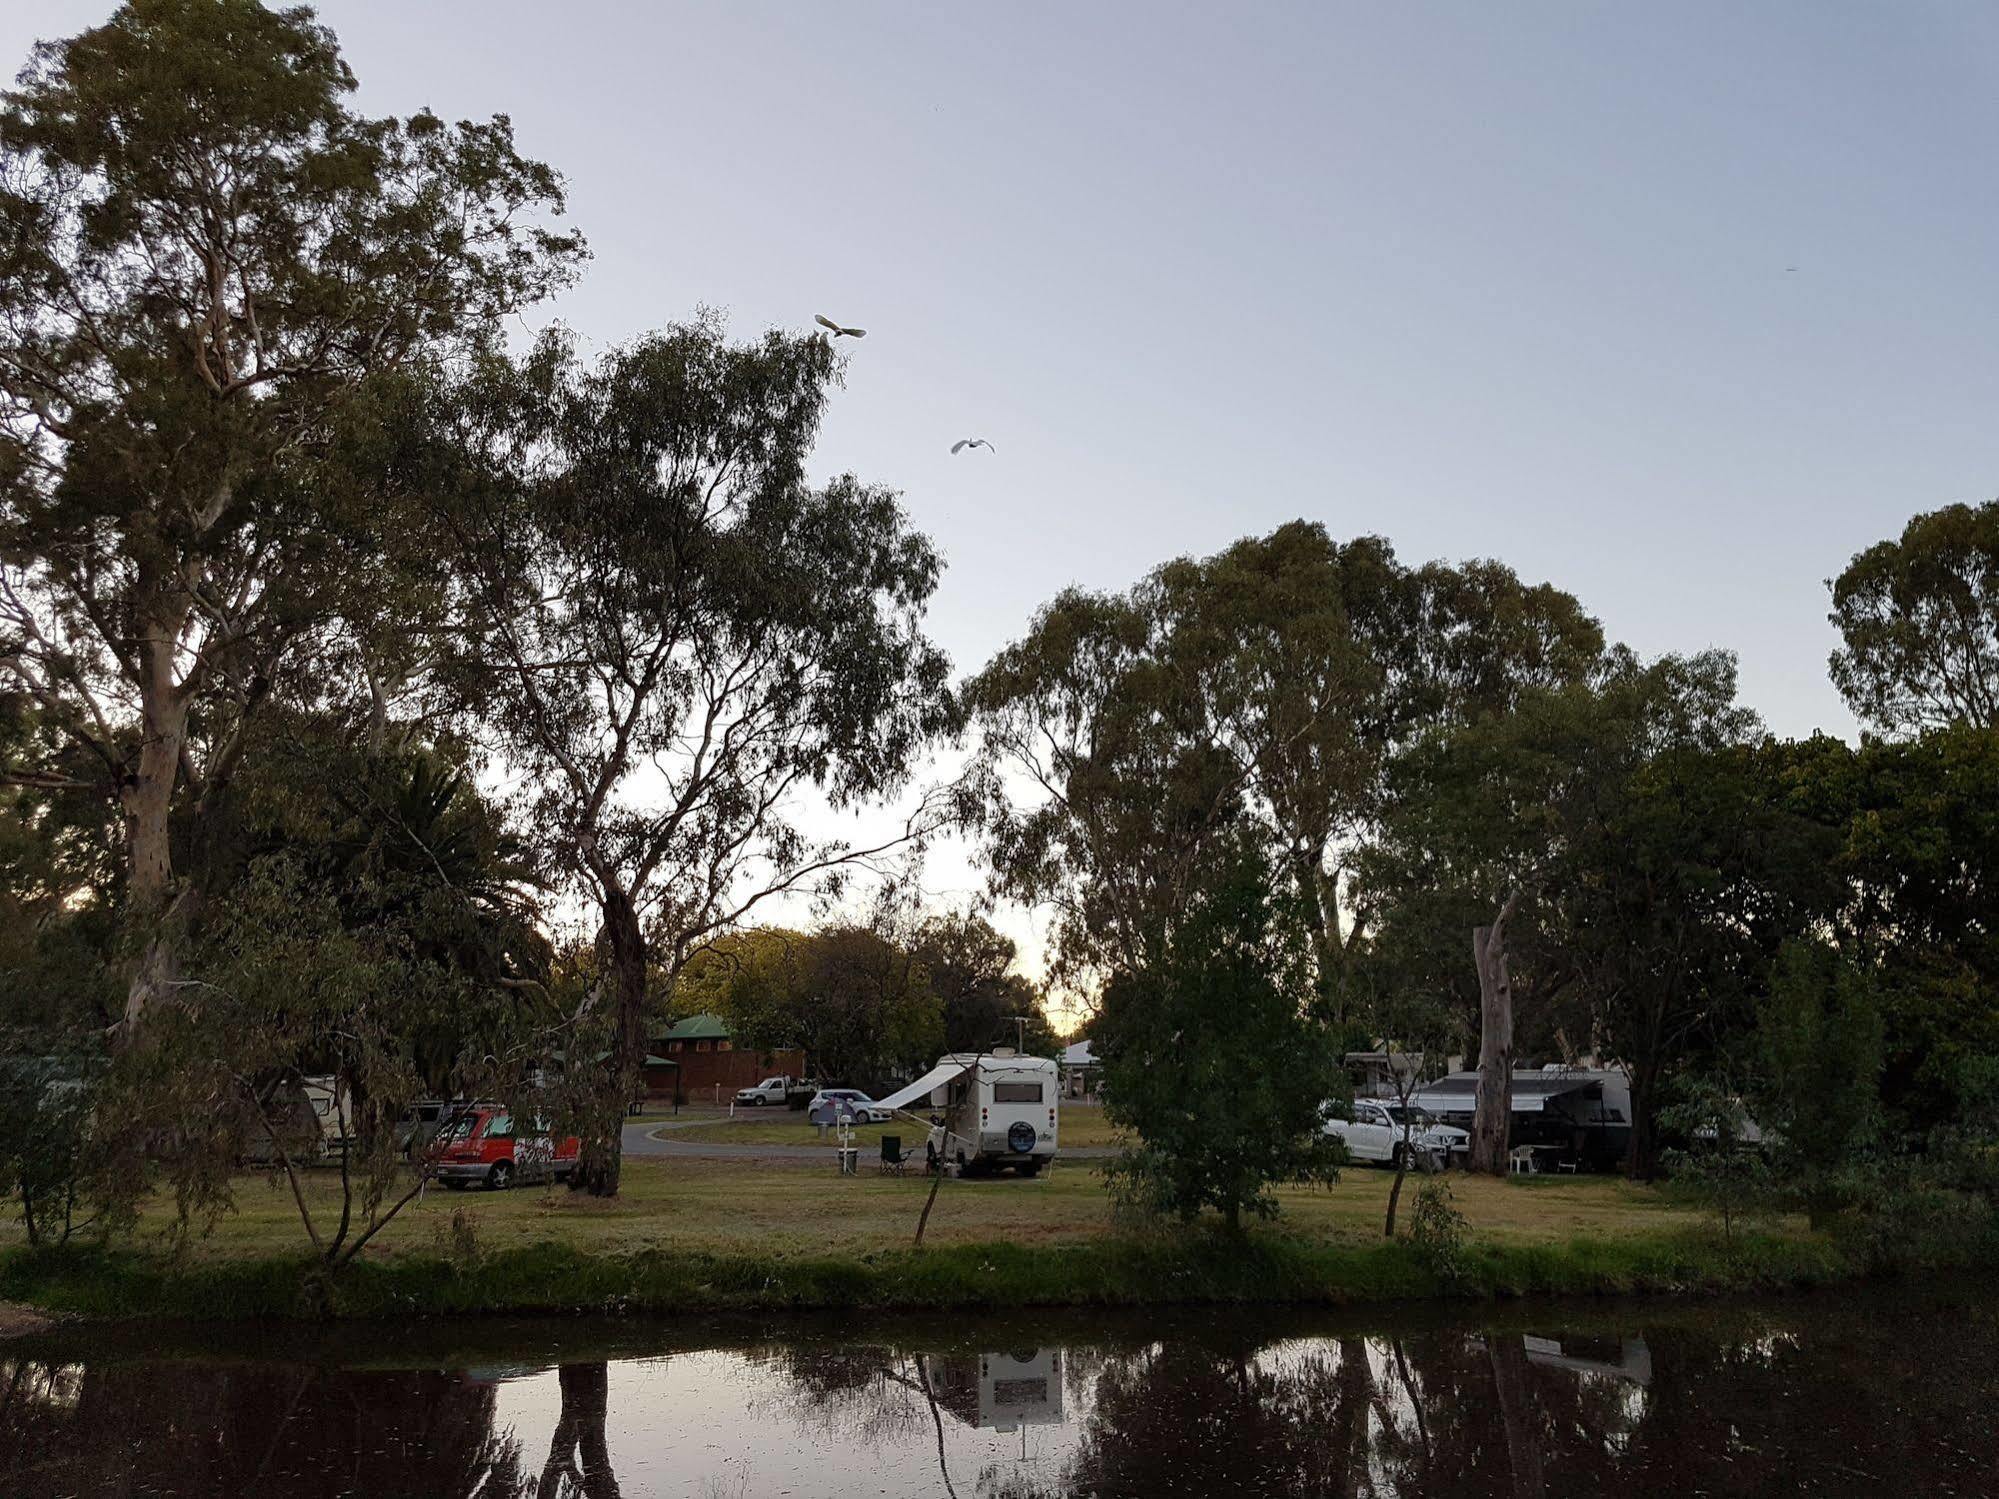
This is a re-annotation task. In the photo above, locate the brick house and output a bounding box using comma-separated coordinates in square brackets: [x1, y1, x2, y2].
[649, 1013, 806, 1104]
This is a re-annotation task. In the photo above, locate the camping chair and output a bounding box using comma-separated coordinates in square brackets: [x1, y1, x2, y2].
[879, 1134, 915, 1176]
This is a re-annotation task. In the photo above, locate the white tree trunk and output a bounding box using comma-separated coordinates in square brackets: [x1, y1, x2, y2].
[119, 646, 189, 1040]
[1469, 891, 1522, 1176]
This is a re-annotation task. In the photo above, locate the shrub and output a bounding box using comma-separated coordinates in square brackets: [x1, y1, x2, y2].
[1659, 1076, 1777, 1241]
[1407, 1177, 1472, 1285]
[0, 1056, 105, 1246]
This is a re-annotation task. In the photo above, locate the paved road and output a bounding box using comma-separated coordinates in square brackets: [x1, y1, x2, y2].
[620, 1116, 1114, 1162]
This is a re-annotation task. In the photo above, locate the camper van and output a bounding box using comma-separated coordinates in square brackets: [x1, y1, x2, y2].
[876, 1050, 1059, 1176]
[239, 1074, 354, 1165]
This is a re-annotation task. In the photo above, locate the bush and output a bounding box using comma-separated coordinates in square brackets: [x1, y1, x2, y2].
[1754, 941, 1885, 1228]
[1098, 850, 1344, 1231]
[0, 1056, 105, 1246]
[1407, 1177, 1472, 1285]
[1659, 1076, 1777, 1241]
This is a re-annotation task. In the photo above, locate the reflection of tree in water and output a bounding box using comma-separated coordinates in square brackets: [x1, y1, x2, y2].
[12, 1299, 1997, 1499]
[536, 1362, 623, 1499]
[0, 1355, 529, 1498]
[958, 1331, 1656, 1498]
[744, 1344, 934, 1450]
[1055, 1338, 1378, 1497]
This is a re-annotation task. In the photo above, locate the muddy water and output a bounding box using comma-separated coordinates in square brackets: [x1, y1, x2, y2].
[4, 1282, 1995, 1496]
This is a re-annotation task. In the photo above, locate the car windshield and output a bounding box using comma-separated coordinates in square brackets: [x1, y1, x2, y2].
[1386, 1106, 1433, 1126]
[438, 1113, 487, 1143]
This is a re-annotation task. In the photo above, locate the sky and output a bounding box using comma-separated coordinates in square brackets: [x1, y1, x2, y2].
[7, 3, 1997, 1005]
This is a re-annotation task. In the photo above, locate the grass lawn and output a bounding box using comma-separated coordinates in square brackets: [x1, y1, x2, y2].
[0, 1155, 1715, 1267]
[11, 1153, 1940, 1323]
[666, 1102, 1126, 1150]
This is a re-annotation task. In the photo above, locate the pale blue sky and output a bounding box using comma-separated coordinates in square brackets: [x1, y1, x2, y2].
[9, 4, 1998, 996]
[11, 1, 1996, 734]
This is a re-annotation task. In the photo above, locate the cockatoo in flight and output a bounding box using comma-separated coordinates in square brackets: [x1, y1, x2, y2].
[814, 314, 866, 339]
[951, 438, 995, 455]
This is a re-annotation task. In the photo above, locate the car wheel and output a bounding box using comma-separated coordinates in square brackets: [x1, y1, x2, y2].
[750, 1096, 765, 1106]
[1390, 1144, 1408, 1172]
[1018, 1160, 1042, 1178]
[488, 1161, 513, 1191]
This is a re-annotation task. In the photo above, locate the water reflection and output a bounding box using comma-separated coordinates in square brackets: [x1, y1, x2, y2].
[0, 1356, 530, 1497]
[4, 1290, 1995, 1498]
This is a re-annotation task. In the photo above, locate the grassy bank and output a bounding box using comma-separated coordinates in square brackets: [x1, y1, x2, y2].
[3, 1158, 1986, 1324]
[0, 1219, 1900, 1324]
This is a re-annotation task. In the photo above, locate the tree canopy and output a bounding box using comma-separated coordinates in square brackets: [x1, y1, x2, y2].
[0, 0, 583, 1036]
[1829, 498, 1999, 734]
[968, 521, 1601, 1015]
[430, 316, 955, 1191]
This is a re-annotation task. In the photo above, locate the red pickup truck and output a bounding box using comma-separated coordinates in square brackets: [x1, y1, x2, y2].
[432, 1105, 579, 1190]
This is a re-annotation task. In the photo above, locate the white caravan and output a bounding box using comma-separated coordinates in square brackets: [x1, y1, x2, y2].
[875, 1050, 1059, 1176]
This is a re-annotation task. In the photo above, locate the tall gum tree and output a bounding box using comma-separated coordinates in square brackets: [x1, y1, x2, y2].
[0, 0, 582, 1041]
[968, 521, 1600, 1017]
[1369, 649, 1769, 1175]
[438, 319, 955, 1196]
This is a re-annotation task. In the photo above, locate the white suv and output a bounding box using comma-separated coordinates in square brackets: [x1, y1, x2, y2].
[1323, 1098, 1468, 1169]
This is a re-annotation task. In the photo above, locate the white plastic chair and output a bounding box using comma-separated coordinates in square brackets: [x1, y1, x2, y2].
[1508, 1145, 1537, 1175]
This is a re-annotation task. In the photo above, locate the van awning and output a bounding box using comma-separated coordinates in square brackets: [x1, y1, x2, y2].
[876, 1059, 976, 1113]
[1407, 1072, 1600, 1116]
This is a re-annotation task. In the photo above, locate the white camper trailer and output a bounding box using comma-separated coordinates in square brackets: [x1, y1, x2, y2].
[875, 1050, 1059, 1175]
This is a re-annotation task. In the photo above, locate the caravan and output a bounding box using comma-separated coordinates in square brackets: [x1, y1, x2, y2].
[875, 1050, 1059, 1176]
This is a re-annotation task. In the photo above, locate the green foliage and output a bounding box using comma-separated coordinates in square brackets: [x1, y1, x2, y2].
[0, 701, 123, 1031]
[1659, 1076, 1777, 1240]
[1364, 648, 1805, 1174]
[1753, 941, 1885, 1227]
[1829, 499, 1999, 734]
[1766, 726, 1999, 1135]
[0, 1056, 106, 1246]
[785, 925, 944, 1087]
[909, 912, 1057, 1055]
[83, 739, 548, 1264]
[1913, 1054, 1999, 1207]
[0, 0, 582, 1040]
[1406, 1178, 1472, 1283]
[429, 313, 954, 1191]
[4, 1214, 1936, 1322]
[1099, 850, 1345, 1230]
[968, 521, 1601, 1007]
[217, 731, 552, 1090]
[684, 913, 1059, 1087]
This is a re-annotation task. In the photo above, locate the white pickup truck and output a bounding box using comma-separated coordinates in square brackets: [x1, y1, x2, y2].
[734, 1075, 799, 1107]
[1323, 1098, 1468, 1170]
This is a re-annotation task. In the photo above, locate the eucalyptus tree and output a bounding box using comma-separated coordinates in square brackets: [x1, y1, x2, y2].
[966, 582, 1246, 994]
[967, 521, 1600, 1016]
[441, 318, 954, 1194]
[0, 0, 582, 1039]
[1829, 499, 1999, 734]
[1369, 649, 1768, 1174]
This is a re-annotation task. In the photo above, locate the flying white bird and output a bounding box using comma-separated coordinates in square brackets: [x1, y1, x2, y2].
[951, 438, 996, 455]
[814, 313, 866, 339]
